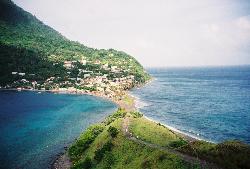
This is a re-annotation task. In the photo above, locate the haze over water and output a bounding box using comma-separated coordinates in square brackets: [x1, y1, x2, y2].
[0, 91, 117, 169]
[131, 66, 250, 143]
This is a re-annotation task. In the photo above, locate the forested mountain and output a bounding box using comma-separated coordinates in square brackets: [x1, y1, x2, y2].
[0, 0, 149, 90]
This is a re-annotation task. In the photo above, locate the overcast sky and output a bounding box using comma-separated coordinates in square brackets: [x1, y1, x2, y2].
[13, 0, 250, 67]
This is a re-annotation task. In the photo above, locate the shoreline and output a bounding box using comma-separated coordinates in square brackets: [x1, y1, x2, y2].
[2, 86, 206, 168]
[129, 93, 203, 142]
[143, 116, 201, 142]
[0, 88, 120, 107]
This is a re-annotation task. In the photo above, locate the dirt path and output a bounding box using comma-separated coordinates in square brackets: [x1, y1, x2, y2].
[122, 117, 221, 169]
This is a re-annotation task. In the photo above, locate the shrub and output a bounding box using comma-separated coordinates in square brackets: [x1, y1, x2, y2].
[82, 157, 92, 169]
[178, 140, 250, 169]
[141, 159, 152, 168]
[214, 141, 250, 169]
[94, 141, 113, 162]
[103, 152, 116, 169]
[169, 139, 188, 148]
[72, 157, 92, 169]
[108, 126, 119, 138]
[68, 124, 104, 162]
[130, 111, 143, 118]
[158, 154, 167, 161]
[104, 108, 127, 125]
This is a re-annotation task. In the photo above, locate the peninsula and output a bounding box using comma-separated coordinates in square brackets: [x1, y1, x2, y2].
[0, 1, 249, 169]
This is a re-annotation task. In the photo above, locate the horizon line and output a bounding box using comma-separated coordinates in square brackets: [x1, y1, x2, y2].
[145, 64, 250, 69]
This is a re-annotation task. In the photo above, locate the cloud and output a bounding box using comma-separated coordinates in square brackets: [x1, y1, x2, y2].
[237, 15, 250, 29]
[201, 15, 250, 47]
[13, 0, 250, 67]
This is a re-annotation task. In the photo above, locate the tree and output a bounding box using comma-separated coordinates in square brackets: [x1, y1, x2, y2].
[108, 126, 119, 138]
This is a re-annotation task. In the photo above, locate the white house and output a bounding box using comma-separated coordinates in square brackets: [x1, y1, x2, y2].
[80, 58, 87, 65]
[64, 61, 73, 69]
[84, 74, 91, 78]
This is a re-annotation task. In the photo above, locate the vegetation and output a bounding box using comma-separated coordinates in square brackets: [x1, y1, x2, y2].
[69, 107, 250, 169]
[68, 124, 104, 162]
[68, 111, 195, 169]
[0, 0, 150, 89]
[103, 108, 127, 125]
[129, 117, 184, 147]
[130, 111, 143, 118]
[123, 94, 134, 105]
[94, 141, 113, 161]
[3, 1, 249, 169]
[178, 140, 250, 169]
[169, 139, 188, 149]
[107, 126, 119, 138]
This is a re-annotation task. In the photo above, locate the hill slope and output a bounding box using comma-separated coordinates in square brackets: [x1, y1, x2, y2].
[0, 0, 150, 94]
[68, 109, 250, 169]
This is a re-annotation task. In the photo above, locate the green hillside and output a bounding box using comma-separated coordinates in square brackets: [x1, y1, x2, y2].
[68, 109, 250, 169]
[0, 0, 150, 90]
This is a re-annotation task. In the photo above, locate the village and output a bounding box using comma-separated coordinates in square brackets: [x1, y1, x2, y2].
[7, 57, 136, 99]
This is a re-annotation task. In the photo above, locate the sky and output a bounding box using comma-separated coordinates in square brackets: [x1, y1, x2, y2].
[13, 0, 250, 67]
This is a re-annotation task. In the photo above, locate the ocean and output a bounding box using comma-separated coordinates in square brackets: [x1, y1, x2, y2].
[131, 66, 250, 143]
[0, 91, 117, 169]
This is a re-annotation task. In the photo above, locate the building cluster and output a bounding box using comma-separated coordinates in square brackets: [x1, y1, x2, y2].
[7, 57, 136, 99]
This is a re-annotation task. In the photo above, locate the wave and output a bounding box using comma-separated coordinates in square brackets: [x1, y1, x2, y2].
[143, 115, 215, 143]
[130, 93, 149, 109]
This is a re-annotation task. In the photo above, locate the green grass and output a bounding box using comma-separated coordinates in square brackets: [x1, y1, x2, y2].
[103, 108, 127, 125]
[129, 117, 186, 147]
[178, 140, 250, 169]
[101, 133, 194, 169]
[68, 110, 250, 169]
[123, 95, 134, 106]
[68, 124, 105, 163]
[68, 111, 195, 169]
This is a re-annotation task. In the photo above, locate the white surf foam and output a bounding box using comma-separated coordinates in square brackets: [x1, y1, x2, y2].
[142, 116, 214, 142]
[130, 94, 149, 109]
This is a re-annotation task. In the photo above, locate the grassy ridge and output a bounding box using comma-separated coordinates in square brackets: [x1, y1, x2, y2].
[129, 117, 185, 147]
[68, 108, 250, 169]
[68, 110, 196, 169]
[178, 140, 250, 169]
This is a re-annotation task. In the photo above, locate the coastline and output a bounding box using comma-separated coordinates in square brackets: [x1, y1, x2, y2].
[0, 88, 120, 108]
[1, 82, 205, 169]
[130, 94, 201, 142]
[142, 116, 200, 142]
[50, 90, 136, 169]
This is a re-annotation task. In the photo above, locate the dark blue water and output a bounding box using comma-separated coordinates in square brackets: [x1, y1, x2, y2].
[0, 91, 117, 169]
[131, 66, 250, 143]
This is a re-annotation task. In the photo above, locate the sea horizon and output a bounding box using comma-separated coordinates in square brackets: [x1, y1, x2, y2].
[145, 64, 250, 69]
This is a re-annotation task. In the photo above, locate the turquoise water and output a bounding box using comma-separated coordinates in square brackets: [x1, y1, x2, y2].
[131, 66, 250, 143]
[0, 91, 117, 169]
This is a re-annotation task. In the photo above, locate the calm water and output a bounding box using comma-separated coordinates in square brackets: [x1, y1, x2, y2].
[0, 91, 117, 169]
[131, 66, 250, 143]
